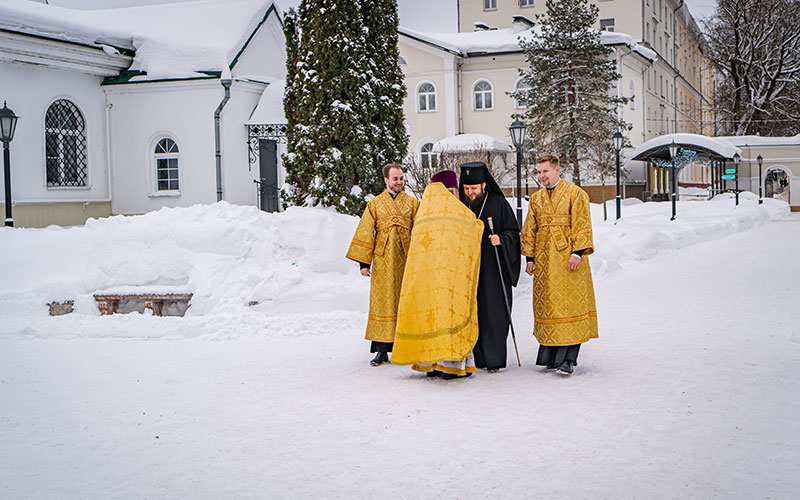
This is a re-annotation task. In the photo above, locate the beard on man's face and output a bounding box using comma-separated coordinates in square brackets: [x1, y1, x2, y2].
[466, 190, 485, 209]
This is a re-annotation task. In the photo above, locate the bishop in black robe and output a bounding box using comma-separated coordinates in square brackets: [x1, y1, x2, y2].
[459, 162, 521, 371]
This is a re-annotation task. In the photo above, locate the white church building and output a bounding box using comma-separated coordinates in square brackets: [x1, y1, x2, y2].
[0, 0, 288, 228]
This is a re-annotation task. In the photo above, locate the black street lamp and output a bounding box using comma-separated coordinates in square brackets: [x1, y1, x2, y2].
[733, 152, 740, 206]
[526, 148, 535, 199]
[612, 131, 624, 221]
[757, 154, 763, 204]
[509, 118, 526, 228]
[1, 101, 20, 228]
[668, 141, 678, 221]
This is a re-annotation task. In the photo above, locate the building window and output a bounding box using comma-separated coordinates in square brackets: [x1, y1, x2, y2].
[473, 79, 494, 110]
[514, 78, 531, 108]
[629, 80, 636, 109]
[154, 137, 180, 191]
[45, 99, 87, 187]
[600, 18, 615, 32]
[417, 82, 437, 112]
[420, 142, 438, 169]
[520, 0, 534, 6]
[484, 0, 496, 10]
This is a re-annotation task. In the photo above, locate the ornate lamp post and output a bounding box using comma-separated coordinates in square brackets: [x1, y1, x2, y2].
[509, 118, 526, 228]
[668, 141, 678, 221]
[612, 131, 624, 221]
[757, 154, 763, 204]
[1, 101, 20, 227]
[733, 152, 740, 206]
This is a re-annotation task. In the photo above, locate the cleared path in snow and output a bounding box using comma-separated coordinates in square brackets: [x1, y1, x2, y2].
[1, 216, 799, 499]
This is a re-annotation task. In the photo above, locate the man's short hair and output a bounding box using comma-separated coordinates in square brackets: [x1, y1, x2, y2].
[537, 154, 560, 166]
[383, 163, 403, 178]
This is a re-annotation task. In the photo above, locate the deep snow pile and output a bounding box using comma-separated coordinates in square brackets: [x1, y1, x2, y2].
[0, 203, 363, 337]
[0, 193, 789, 338]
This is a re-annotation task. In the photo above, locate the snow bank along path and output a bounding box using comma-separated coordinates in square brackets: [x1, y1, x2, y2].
[0, 191, 789, 340]
[0, 200, 797, 499]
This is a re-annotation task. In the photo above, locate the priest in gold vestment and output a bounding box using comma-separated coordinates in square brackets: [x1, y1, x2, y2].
[346, 164, 420, 366]
[520, 154, 598, 375]
[391, 170, 484, 379]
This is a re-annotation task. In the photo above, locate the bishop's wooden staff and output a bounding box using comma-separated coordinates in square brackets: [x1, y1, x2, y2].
[487, 217, 521, 367]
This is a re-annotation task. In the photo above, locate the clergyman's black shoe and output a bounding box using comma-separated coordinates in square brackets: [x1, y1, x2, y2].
[426, 370, 443, 378]
[555, 360, 574, 375]
[370, 352, 388, 366]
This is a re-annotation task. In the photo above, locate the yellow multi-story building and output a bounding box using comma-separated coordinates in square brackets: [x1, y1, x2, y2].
[399, 0, 715, 197]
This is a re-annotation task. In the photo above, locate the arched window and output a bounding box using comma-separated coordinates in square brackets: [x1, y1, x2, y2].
[417, 82, 436, 112]
[514, 78, 531, 108]
[420, 142, 439, 169]
[154, 138, 180, 191]
[45, 99, 87, 186]
[473, 79, 493, 110]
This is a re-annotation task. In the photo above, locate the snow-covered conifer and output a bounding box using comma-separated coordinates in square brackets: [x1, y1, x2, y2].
[283, 0, 407, 215]
[361, 0, 409, 188]
[516, 0, 629, 186]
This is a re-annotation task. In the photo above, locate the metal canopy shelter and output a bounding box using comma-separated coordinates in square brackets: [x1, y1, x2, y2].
[629, 134, 742, 209]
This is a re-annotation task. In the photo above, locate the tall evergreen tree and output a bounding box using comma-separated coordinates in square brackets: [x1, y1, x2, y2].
[283, 0, 408, 215]
[515, 0, 629, 186]
[362, 0, 409, 185]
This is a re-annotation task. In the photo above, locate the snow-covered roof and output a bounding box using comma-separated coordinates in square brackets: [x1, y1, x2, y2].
[0, 0, 279, 80]
[715, 134, 800, 147]
[246, 79, 286, 125]
[399, 26, 657, 62]
[400, 26, 528, 55]
[630, 133, 741, 161]
[433, 133, 512, 154]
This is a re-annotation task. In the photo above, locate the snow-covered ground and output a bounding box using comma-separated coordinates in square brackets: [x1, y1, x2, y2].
[1, 193, 798, 499]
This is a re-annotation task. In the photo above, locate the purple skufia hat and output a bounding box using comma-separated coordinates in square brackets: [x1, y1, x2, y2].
[431, 170, 458, 190]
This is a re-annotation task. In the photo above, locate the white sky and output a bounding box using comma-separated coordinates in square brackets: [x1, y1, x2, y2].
[43, 0, 716, 32]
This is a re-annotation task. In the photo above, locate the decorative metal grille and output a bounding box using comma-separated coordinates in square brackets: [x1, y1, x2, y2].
[45, 99, 87, 187]
[248, 124, 287, 165]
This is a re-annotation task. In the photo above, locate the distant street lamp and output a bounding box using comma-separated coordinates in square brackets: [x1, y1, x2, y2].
[668, 141, 678, 221]
[526, 148, 535, 198]
[612, 131, 624, 221]
[509, 118, 526, 228]
[733, 152, 740, 206]
[757, 154, 763, 204]
[1, 101, 20, 228]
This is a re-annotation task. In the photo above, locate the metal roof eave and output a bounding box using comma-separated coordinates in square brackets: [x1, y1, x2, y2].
[632, 143, 730, 162]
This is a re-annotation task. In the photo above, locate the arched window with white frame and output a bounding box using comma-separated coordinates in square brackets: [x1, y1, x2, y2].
[473, 79, 494, 110]
[154, 137, 180, 191]
[417, 81, 437, 112]
[514, 78, 531, 108]
[420, 142, 439, 169]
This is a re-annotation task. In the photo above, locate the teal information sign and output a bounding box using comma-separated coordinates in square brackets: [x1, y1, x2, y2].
[722, 174, 736, 180]
[725, 169, 737, 174]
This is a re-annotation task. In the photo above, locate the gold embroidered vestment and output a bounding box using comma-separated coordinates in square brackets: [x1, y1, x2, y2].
[391, 183, 484, 365]
[520, 181, 599, 346]
[346, 190, 420, 342]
